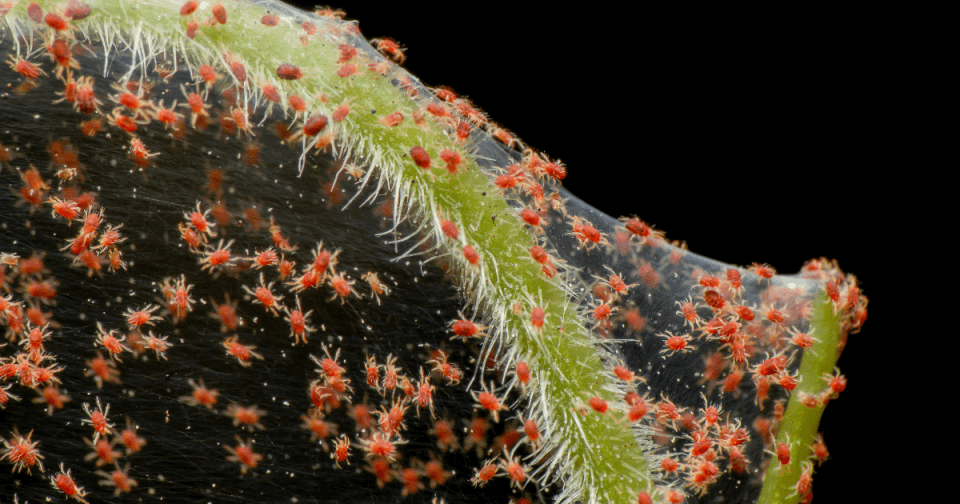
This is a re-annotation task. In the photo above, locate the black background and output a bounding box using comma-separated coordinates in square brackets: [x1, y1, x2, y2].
[291, 2, 892, 502]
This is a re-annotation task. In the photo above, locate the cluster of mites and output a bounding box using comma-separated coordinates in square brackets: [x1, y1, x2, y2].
[0, 244, 532, 503]
[627, 255, 862, 504]
[1, 250, 141, 501]
[2, 0, 533, 180]
[1, 3, 872, 503]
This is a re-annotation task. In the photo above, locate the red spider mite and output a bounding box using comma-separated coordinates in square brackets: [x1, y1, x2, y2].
[440, 219, 459, 240]
[302, 114, 329, 137]
[359, 431, 401, 461]
[776, 440, 791, 467]
[82, 397, 114, 442]
[183, 201, 217, 238]
[625, 396, 649, 422]
[119, 418, 146, 454]
[261, 83, 281, 103]
[371, 37, 406, 64]
[337, 63, 356, 78]
[211, 3, 227, 24]
[199, 239, 235, 271]
[315, 6, 346, 19]
[425, 458, 451, 487]
[450, 316, 486, 340]
[64, 0, 91, 20]
[124, 304, 161, 330]
[252, 248, 279, 269]
[735, 304, 755, 321]
[284, 296, 314, 344]
[613, 365, 641, 383]
[181, 379, 218, 408]
[95, 323, 129, 361]
[530, 306, 545, 330]
[704, 290, 725, 310]
[765, 306, 786, 324]
[472, 382, 507, 422]
[193, 65, 217, 87]
[520, 208, 541, 228]
[110, 110, 138, 133]
[414, 367, 436, 418]
[514, 361, 532, 389]
[222, 336, 263, 366]
[379, 111, 404, 127]
[144, 332, 171, 360]
[592, 302, 613, 322]
[428, 351, 462, 385]
[85, 352, 120, 388]
[48, 197, 80, 220]
[332, 434, 351, 467]
[185, 20, 198, 39]
[364, 355, 380, 389]
[824, 368, 847, 396]
[80, 207, 102, 234]
[588, 396, 608, 414]
[456, 120, 471, 141]
[661, 457, 678, 474]
[7, 56, 45, 80]
[50, 463, 88, 502]
[2, 428, 44, 474]
[494, 173, 517, 190]
[313, 344, 345, 379]
[98, 464, 137, 495]
[0, 383, 20, 408]
[381, 354, 401, 391]
[362, 272, 391, 304]
[699, 274, 721, 288]
[154, 100, 181, 126]
[439, 149, 462, 174]
[410, 146, 431, 168]
[529, 246, 549, 265]
[400, 465, 423, 496]
[19, 165, 49, 192]
[44, 12, 69, 31]
[180, 0, 198, 16]
[328, 273, 358, 303]
[462, 245, 479, 265]
[500, 455, 527, 489]
[285, 94, 305, 114]
[659, 331, 693, 355]
[337, 44, 357, 63]
[811, 434, 829, 464]
[434, 86, 457, 102]
[277, 62, 303, 80]
[26, 2, 44, 23]
[261, 13, 279, 26]
[471, 462, 498, 487]
[226, 403, 266, 431]
[750, 262, 776, 281]
[789, 327, 816, 348]
[301, 21, 318, 35]
[243, 274, 284, 316]
[332, 100, 352, 122]
[225, 437, 262, 474]
[727, 268, 743, 290]
[179, 223, 202, 250]
[425, 102, 448, 118]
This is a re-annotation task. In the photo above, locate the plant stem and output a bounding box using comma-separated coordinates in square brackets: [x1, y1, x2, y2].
[757, 289, 841, 504]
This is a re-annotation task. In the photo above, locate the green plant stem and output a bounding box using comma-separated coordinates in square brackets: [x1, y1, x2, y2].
[757, 289, 841, 504]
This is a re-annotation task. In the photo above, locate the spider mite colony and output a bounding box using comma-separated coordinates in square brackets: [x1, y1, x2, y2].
[0, 1, 867, 503]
